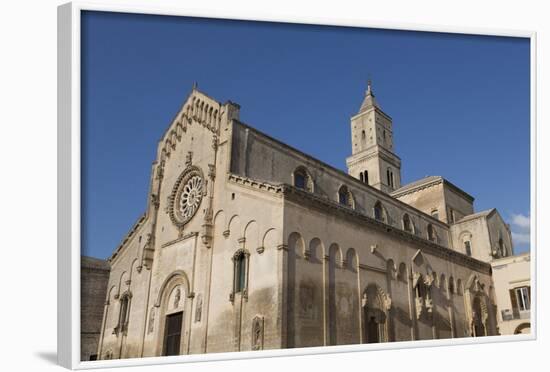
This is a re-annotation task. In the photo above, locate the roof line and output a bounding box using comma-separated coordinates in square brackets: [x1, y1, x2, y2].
[231, 121, 449, 228]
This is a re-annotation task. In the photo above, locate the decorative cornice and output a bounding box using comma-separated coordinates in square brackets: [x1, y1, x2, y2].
[161, 231, 199, 248]
[109, 213, 147, 262]
[227, 174, 285, 195]
[282, 185, 491, 274]
[359, 264, 387, 274]
[392, 177, 474, 202]
[231, 122, 446, 229]
[391, 178, 443, 199]
[346, 145, 401, 168]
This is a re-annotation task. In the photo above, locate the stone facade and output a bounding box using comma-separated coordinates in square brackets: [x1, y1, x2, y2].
[95, 83, 522, 360]
[81, 256, 110, 361]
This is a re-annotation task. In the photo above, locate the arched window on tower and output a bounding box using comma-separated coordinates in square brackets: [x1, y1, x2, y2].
[359, 170, 369, 185]
[361, 130, 366, 148]
[386, 168, 394, 188]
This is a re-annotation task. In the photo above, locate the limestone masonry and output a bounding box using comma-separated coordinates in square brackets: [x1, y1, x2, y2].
[93, 83, 530, 360]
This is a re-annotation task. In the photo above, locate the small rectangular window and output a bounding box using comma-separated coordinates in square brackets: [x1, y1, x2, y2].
[515, 287, 530, 311]
[464, 241, 472, 256]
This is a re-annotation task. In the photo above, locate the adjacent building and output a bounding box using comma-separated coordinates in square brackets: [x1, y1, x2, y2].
[81, 256, 110, 361]
[491, 252, 531, 335]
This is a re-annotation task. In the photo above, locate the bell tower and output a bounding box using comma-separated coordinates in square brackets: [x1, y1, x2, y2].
[346, 81, 401, 193]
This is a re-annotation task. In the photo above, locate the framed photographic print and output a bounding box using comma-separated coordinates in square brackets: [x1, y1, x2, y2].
[58, 1, 536, 369]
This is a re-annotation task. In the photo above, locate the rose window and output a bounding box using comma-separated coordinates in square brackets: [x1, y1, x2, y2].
[179, 175, 203, 220]
[169, 167, 205, 227]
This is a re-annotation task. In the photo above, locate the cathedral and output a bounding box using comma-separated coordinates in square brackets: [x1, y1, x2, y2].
[95, 82, 517, 359]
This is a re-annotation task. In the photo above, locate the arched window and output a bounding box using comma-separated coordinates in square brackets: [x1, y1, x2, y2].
[415, 277, 425, 299]
[414, 274, 433, 318]
[293, 166, 313, 192]
[374, 201, 386, 223]
[236, 254, 246, 292]
[386, 168, 394, 188]
[403, 214, 413, 233]
[231, 250, 250, 301]
[363, 170, 369, 185]
[427, 224, 436, 242]
[398, 263, 407, 282]
[338, 185, 353, 208]
[431, 209, 439, 220]
[116, 292, 131, 335]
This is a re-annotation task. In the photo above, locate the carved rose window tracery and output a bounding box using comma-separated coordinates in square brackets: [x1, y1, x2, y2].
[179, 175, 203, 220]
[169, 166, 205, 227]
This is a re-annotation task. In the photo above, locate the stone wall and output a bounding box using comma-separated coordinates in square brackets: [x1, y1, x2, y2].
[81, 256, 110, 361]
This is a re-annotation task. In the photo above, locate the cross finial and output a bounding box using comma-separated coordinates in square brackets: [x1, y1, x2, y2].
[366, 76, 373, 95]
[192, 81, 198, 90]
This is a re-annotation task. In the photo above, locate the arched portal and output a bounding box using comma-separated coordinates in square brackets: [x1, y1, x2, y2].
[154, 271, 192, 356]
[472, 296, 487, 337]
[514, 323, 531, 335]
[362, 284, 390, 343]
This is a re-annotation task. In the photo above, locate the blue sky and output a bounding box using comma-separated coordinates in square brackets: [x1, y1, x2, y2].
[81, 11, 530, 259]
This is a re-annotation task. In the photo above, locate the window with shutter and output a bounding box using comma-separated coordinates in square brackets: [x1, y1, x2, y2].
[509, 289, 520, 318]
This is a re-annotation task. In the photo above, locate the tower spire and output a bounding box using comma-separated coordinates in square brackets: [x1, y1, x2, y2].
[348, 80, 401, 193]
[366, 78, 373, 95]
[359, 78, 379, 113]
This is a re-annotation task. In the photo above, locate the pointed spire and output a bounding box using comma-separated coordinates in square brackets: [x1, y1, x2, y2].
[192, 81, 198, 90]
[359, 78, 380, 113]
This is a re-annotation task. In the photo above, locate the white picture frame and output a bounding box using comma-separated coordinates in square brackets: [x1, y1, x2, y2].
[57, 1, 537, 369]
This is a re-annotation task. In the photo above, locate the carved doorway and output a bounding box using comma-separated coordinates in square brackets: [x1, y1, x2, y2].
[472, 297, 486, 337]
[163, 311, 183, 356]
[367, 315, 380, 343]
